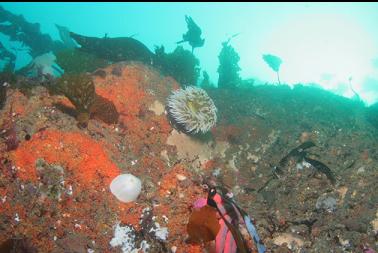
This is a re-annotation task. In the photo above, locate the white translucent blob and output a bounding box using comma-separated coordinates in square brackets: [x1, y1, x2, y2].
[110, 174, 142, 203]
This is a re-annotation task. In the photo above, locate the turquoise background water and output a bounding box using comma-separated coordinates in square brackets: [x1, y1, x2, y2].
[1, 2, 378, 105]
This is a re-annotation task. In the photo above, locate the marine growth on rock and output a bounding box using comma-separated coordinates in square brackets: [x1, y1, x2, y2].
[54, 73, 95, 127]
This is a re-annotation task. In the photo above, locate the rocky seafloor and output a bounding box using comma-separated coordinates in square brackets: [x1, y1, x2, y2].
[0, 62, 377, 253]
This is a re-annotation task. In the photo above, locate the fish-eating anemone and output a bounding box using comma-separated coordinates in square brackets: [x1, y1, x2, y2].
[166, 86, 217, 134]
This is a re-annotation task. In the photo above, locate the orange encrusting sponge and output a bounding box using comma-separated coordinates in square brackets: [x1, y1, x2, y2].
[11, 129, 120, 186]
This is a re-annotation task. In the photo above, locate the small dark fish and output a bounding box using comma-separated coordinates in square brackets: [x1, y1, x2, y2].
[304, 157, 336, 184]
[260, 141, 335, 192]
[279, 141, 336, 184]
[278, 140, 315, 167]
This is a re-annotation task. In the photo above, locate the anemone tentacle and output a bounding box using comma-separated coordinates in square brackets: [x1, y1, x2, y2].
[166, 86, 217, 134]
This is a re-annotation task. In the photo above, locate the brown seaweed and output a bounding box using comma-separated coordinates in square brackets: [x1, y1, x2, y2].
[177, 15, 205, 53]
[49, 73, 119, 126]
[0, 6, 56, 58]
[70, 32, 154, 64]
[153, 45, 200, 87]
[90, 94, 119, 124]
[53, 73, 95, 127]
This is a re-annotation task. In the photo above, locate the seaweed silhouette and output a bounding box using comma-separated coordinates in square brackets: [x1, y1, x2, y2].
[218, 40, 241, 89]
[177, 15, 205, 53]
[263, 54, 282, 85]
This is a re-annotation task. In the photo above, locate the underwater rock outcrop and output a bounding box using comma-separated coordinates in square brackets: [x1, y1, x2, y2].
[0, 62, 196, 252]
[0, 60, 377, 253]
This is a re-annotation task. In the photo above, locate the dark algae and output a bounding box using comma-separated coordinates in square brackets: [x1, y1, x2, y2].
[177, 15, 205, 53]
[217, 40, 241, 89]
[70, 32, 154, 64]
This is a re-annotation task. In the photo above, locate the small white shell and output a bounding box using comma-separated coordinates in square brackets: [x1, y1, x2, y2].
[110, 174, 142, 203]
